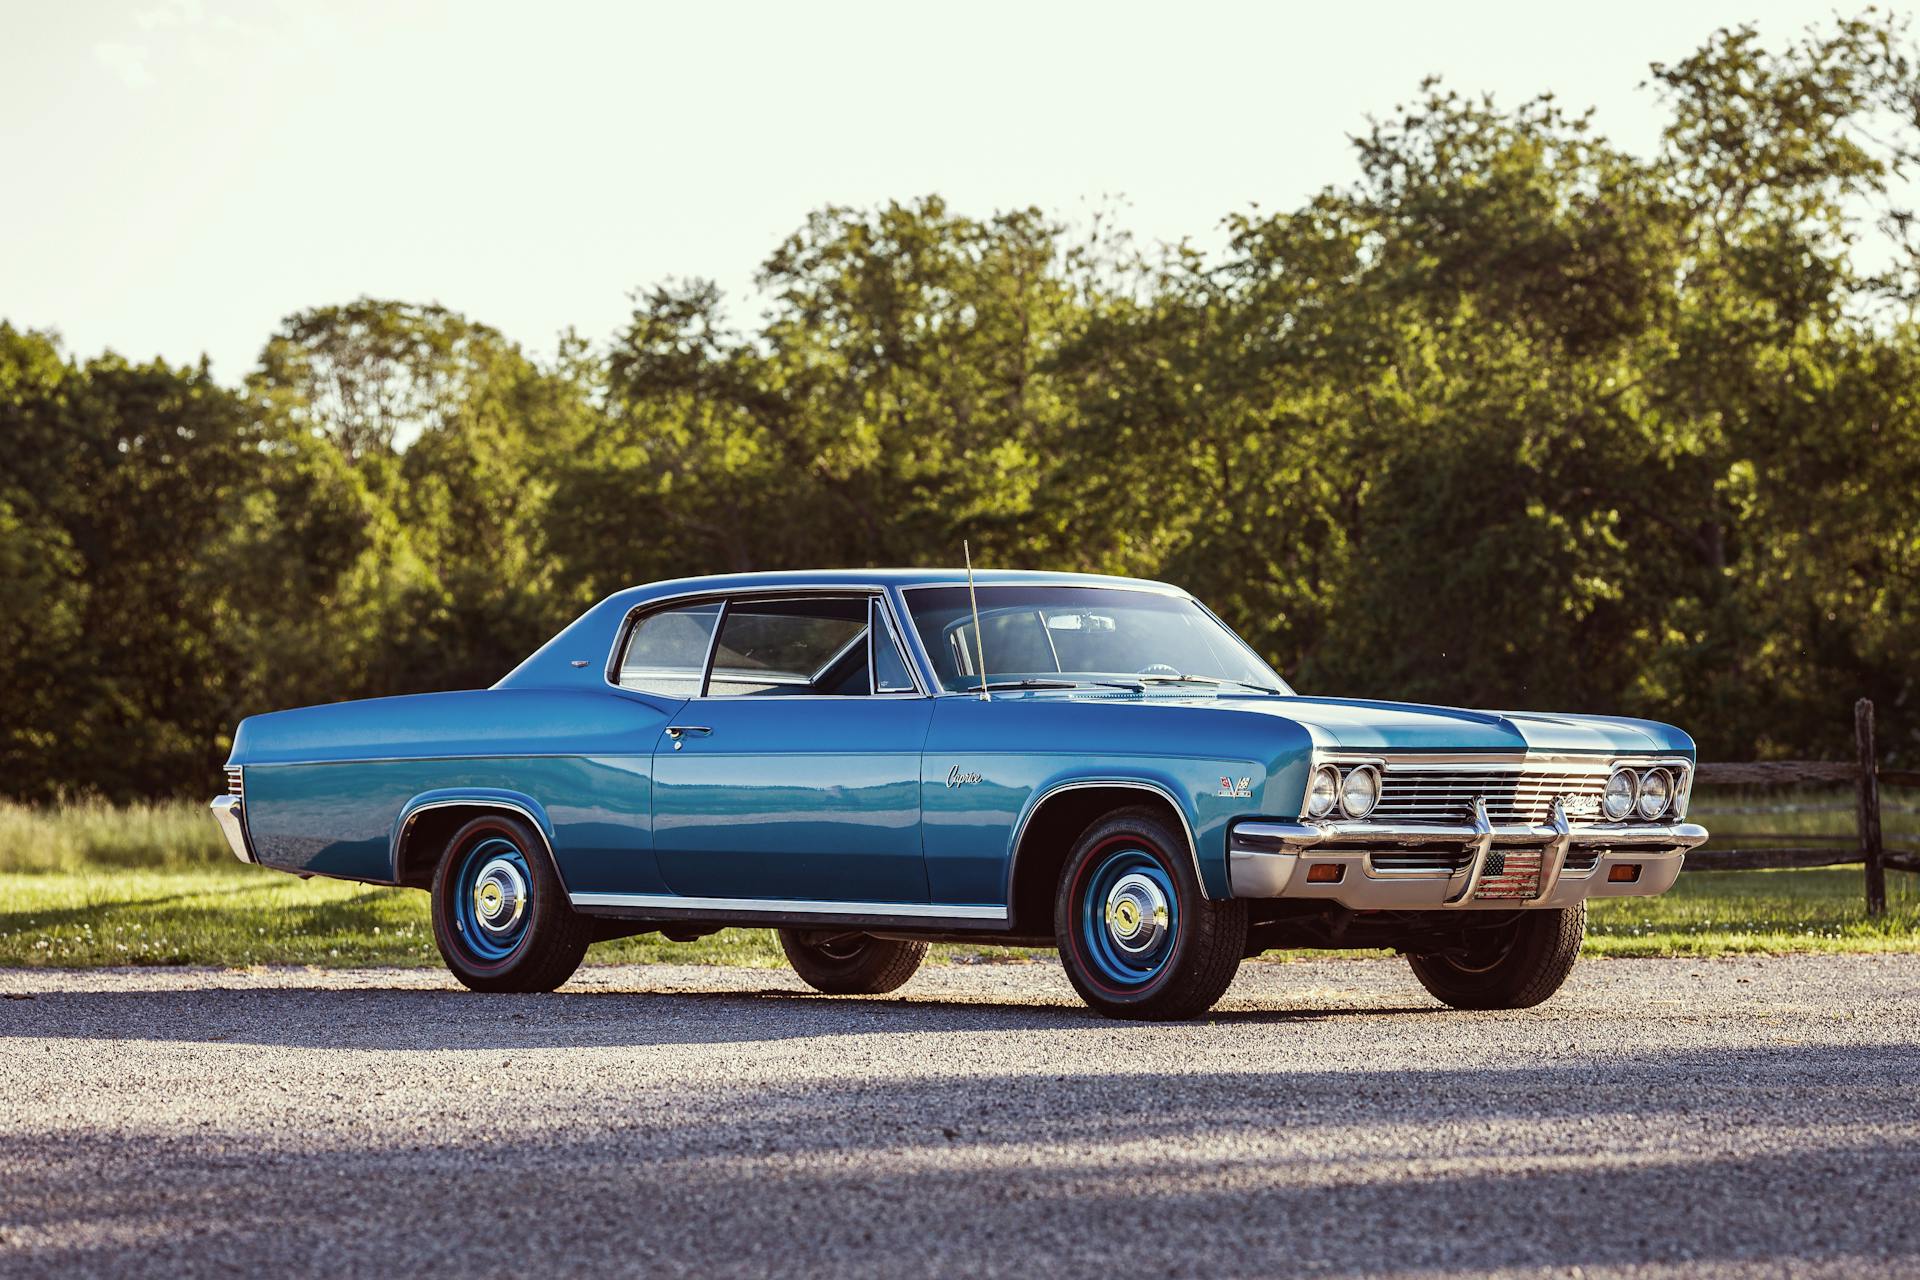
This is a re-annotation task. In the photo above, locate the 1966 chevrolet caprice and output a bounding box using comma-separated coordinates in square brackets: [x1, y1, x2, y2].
[210, 570, 1708, 1020]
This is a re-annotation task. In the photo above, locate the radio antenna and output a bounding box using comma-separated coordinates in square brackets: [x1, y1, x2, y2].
[964, 539, 990, 701]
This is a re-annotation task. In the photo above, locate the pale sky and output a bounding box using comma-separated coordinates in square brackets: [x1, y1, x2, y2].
[0, 0, 1892, 384]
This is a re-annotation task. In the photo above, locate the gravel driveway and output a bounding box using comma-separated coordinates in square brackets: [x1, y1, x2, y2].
[2, 954, 1916, 1278]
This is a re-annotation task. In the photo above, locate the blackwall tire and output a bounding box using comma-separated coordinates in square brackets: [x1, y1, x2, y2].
[778, 929, 927, 995]
[1407, 903, 1586, 1010]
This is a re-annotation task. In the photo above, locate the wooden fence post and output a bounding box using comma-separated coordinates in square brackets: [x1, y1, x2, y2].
[1856, 698, 1886, 917]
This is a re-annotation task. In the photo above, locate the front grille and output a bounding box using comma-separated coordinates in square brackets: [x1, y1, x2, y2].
[1374, 763, 1609, 824]
[226, 767, 244, 799]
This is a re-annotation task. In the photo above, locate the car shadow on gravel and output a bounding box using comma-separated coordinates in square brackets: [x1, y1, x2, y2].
[0, 983, 1442, 1050]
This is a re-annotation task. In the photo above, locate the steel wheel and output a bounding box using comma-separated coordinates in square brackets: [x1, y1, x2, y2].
[449, 836, 534, 964]
[1076, 843, 1179, 991]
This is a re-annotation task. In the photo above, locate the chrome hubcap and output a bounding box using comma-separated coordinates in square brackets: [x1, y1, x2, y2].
[470, 857, 527, 937]
[1103, 872, 1170, 955]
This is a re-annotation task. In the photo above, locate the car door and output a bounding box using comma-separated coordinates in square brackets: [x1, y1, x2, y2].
[649, 592, 934, 905]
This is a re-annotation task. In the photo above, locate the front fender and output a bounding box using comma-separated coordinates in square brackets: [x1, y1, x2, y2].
[1009, 757, 1290, 900]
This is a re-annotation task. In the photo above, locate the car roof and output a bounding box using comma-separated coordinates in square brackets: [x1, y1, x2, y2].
[613, 568, 1182, 598]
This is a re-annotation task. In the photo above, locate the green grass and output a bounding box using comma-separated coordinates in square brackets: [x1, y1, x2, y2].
[1584, 864, 1920, 955]
[0, 796, 1913, 968]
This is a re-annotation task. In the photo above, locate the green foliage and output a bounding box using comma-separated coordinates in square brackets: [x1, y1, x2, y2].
[3, 13, 1919, 802]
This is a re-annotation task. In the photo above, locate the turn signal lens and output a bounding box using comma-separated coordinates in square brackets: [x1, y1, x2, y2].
[1306, 765, 1341, 818]
[1609, 864, 1642, 883]
[1306, 863, 1344, 883]
[1340, 764, 1381, 818]
[1637, 767, 1673, 820]
[1603, 768, 1639, 821]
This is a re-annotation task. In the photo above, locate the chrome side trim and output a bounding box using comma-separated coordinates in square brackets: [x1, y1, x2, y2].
[392, 798, 567, 892]
[1006, 778, 1211, 902]
[569, 892, 1006, 921]
[232, 753, 602, 769]
[208, 795, 256, 864]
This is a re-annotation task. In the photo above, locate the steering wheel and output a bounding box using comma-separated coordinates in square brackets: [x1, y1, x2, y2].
[1137, 664, 1181, 678]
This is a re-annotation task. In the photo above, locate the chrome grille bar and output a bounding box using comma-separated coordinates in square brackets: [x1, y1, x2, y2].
[1375, 763, 1610, 823]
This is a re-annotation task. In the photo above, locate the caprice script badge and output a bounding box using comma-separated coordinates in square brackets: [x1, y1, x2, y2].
[1562, 794, 1601, 818]
[1217, 775, 1253, 799]
[945, 766, 983, 789]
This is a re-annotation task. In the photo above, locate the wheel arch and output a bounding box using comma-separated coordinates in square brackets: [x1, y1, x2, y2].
[1005, 778, 1205, 935]
[391, 790, 566, 892]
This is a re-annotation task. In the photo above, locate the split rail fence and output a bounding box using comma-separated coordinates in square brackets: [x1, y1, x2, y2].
[1687, 698, 1916, 915]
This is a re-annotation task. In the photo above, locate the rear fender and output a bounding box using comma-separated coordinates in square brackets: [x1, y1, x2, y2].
[391, 789, 563, 890]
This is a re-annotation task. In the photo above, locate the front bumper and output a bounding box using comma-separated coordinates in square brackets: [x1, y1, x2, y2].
[1228, 799, 1707, 910]
[209, 795, 257, 864]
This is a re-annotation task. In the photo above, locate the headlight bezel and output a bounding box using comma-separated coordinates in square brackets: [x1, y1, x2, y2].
[1602, 767, 1640, 822]
[1636, 766, 1674, 820]
[1305, 764, 1342, 818]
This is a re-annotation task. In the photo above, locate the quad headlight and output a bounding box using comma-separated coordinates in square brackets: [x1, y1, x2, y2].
[1304, 762, 1382, 819]
[1603, 767, 1640, 821]
[1306, 765, 1342, 818]
[1637, 767, 1673, 820]
[1340, 764, 1381, 818]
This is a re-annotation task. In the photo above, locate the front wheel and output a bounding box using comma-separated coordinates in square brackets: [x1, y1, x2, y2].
[1406, 903, 1586, 1010]
[431, 814, 592, 993]
[778, 929, 927, 995]
[1054, 806, 1247, 1020]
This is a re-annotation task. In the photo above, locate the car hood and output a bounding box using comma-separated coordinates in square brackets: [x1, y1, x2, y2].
[1201, 694, 1692, 756]
[1010, 689, 1693, 757]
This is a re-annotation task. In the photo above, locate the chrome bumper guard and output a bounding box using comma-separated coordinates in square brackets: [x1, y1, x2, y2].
[1228, 798, 1708, 910]
[209, 795, 257, 864]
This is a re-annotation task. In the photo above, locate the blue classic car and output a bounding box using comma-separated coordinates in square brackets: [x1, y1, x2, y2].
[210, 570, 1707, 1019]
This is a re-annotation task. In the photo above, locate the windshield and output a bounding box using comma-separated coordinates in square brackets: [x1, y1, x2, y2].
[901, 585, 1291, 695]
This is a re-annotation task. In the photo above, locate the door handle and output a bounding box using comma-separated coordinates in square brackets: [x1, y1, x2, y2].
[665, 725, 713, 750]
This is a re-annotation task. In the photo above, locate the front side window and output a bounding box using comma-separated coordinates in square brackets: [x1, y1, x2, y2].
[615, 601, 721, 696]
[902, 585, 1291, 695]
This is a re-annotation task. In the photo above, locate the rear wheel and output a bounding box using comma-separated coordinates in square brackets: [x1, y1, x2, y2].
[430, 814, 592, 993]
[1054, 806, 1247, 1020]
[778, 929, 927, 995]
[1406, 903, 1586, 1010]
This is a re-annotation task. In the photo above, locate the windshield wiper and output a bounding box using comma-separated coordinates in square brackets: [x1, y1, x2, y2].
[1138, 673, 1287, 695]
[979, 678, 1081, 690]
[978, 677, 1147, 692]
